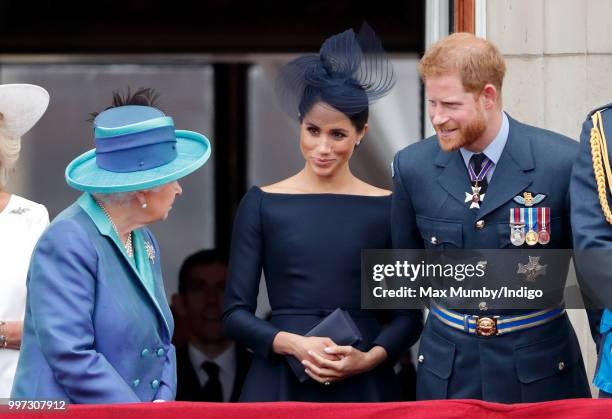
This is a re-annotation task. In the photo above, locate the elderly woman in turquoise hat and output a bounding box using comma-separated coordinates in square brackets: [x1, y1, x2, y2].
[11, 89, 211, 403]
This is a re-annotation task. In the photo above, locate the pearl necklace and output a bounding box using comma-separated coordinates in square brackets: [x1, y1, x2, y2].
[95, 199, 134, 258]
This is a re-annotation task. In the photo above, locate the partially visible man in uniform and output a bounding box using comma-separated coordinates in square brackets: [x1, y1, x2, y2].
[571, 104, 612, 397]
[391, 32, 593, 402]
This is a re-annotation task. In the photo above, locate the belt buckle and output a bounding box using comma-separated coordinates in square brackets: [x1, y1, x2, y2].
[475, 316, 498, 336]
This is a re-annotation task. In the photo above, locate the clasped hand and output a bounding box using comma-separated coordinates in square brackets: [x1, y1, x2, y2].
[272, 332, 387, 384]
[301, 341, 379, 384]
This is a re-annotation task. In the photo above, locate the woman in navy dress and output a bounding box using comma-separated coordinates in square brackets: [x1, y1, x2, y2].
[223, 24, 422, 401]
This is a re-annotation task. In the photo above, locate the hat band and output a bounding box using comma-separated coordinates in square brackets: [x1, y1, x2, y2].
[94, 125, 177, 173]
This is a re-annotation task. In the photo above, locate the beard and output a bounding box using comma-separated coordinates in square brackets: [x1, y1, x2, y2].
[435, 107, 487, 152]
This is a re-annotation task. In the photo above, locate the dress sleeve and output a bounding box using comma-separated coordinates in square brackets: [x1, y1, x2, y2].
[372, 310, 423, 364]
[391, 151, 424, 250]
[375, 153, 424, 362]
[223, 188, 281, 359]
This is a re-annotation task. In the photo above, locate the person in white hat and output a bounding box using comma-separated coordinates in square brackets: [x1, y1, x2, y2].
[0, 83, 50, 398]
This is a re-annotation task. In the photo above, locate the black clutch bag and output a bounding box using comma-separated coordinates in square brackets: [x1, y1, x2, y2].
[286, 308, 363, 382]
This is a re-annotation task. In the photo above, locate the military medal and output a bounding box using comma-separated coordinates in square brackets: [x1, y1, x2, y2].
[465, 185, 484, 209]
[525, 207, 539, 246]
[517, 256, 548, 282]
[465, 156, 493, 209]
[510, 208, 526, 246]
[538, 207, 551, 245]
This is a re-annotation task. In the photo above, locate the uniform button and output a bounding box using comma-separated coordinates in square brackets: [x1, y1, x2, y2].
[430, 237, 438, 245]
[475, 220, 485, 230]
[558, 361, 565, 371]
[479, 302, 488, 311]
[156, 348, 165, 357]
[132, 379, 140, 387]
[141, 348, 150, 357]
[418, 355, 424, 363]
[151, 379, 160, 390]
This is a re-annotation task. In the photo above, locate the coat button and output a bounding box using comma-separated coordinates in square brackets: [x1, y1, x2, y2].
[475, 220, 485, 229]
[156, 348, 165, 357]
[430, 236, 438, 245]
[151, 379, 160, 390]
[141, 348, 150, 358]
[132, 379, 140, 387]
[418, 355, 424, 363]
[558, 361, 565, 371]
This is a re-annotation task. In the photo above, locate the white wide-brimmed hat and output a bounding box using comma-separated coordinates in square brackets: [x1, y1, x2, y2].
[0, 84, 49, 137]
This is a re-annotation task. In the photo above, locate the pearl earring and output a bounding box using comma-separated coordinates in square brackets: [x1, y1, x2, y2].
[141, 202, 147, 209]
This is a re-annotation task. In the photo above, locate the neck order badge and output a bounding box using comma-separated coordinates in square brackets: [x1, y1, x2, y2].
[465, 155, 493, 209]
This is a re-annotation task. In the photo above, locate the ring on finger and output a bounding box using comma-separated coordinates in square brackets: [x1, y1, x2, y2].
[324, 380, 331, 386]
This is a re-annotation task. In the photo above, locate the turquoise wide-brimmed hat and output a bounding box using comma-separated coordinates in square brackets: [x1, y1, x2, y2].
[66, 105, 211, 193]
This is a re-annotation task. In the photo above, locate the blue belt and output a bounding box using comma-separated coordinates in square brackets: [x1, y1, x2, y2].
[430, 303, 565, 336]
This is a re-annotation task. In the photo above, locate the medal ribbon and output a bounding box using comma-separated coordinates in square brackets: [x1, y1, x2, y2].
[539, 207, 549, 231]
[467, 156, 494, 183]
[527, 207, 538, 232]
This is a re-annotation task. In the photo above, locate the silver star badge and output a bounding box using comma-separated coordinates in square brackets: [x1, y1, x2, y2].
[517, 256, 547, 282]
[465, 186, 485, 209]
[9, 207, 29, 215]
[144, 241, 156, 264]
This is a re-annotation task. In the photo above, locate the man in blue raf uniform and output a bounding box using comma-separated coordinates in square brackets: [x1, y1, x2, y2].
[571, 104, 612, 398]
[392, 33, 593, 403]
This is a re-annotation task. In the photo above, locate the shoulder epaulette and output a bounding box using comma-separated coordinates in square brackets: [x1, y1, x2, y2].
[588, 103, 612, 119]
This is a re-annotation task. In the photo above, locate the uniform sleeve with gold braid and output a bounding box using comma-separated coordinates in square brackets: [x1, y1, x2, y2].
[589, 110, 612, 225]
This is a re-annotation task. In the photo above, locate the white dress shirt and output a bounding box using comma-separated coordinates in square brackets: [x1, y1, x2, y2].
[459, 111, 510, 182]
[188, 343, 237, 402]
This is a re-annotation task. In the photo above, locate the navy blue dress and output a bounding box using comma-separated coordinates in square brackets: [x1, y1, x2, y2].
[223, 186, 422, 402]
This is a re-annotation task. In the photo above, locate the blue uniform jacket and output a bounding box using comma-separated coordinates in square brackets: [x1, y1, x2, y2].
[570, 103, 612, 394]
[392, 114, 593, 402]
[11, 195, 176, 403]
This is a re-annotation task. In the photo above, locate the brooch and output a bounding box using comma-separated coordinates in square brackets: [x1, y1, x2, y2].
[513, 191, 546, 207]
[144, 241, 156, 264]
[9, 207, 29, 215]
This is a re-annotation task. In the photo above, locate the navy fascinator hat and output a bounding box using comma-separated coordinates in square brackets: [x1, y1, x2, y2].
[275, 22, 395, 120]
